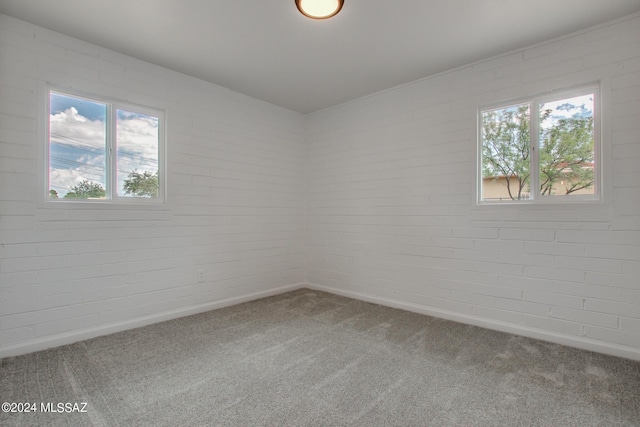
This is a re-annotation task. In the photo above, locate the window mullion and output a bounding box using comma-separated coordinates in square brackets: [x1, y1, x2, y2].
[530, 101, 540, 201]
[107, 103, 117, 199]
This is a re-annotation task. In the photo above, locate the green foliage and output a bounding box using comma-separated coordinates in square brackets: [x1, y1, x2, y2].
[481, 105, 531, 200]
[123, 170, 158, 197]
[64, 180, 106, 199]
[539, 113, 594, 195]
[482, 102, 594, 200]
[49, 189, 59, 199]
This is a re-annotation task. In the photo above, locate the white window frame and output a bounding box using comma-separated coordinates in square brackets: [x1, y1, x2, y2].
[477, 83, 601, 205]
[46, 87, 166, 203]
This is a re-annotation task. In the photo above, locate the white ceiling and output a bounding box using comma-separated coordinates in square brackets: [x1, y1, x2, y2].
[1, 0, 640, 114]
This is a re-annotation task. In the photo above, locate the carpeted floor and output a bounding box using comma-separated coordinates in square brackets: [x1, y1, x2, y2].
[1, 288, 639, 426]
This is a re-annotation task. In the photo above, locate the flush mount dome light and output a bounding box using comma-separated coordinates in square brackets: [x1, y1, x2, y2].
[295, 0, 344, 19]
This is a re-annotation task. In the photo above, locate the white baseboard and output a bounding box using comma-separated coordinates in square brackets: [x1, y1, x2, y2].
[0, 283, 305, 359]
[5, 282, 638, 361]
[305, 282, 640, 362]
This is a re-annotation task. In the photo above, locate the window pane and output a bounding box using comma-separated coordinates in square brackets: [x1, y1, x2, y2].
[116, 109, 160, 198]
[538, 94, 595, 197]
[49, 92, 107, 199]
[481, 104, 531, 201]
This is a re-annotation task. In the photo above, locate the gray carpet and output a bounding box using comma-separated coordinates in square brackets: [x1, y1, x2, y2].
[1, 289, 639, 426]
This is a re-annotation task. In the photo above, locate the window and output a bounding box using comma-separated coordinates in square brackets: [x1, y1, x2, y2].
[48, 89, 164, 202]
[479, 85, 599, 203]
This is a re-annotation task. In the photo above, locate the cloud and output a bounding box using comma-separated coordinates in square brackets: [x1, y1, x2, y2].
[116, 112, 159, 171]
[50, 107, 105, 149]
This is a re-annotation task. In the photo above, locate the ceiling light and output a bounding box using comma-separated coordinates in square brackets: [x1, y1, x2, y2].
[295, 0, 344, 20]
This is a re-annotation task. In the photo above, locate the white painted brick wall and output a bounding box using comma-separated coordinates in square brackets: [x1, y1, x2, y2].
[306, 14, 640, 357]
[0, 14, 305, 355]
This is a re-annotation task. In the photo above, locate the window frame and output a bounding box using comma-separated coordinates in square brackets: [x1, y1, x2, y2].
[46, 87, 166, 204]
[477, 83, 601, 205]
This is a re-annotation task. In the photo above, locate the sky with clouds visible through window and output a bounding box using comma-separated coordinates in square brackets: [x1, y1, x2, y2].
[49, 92, 159, 197]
